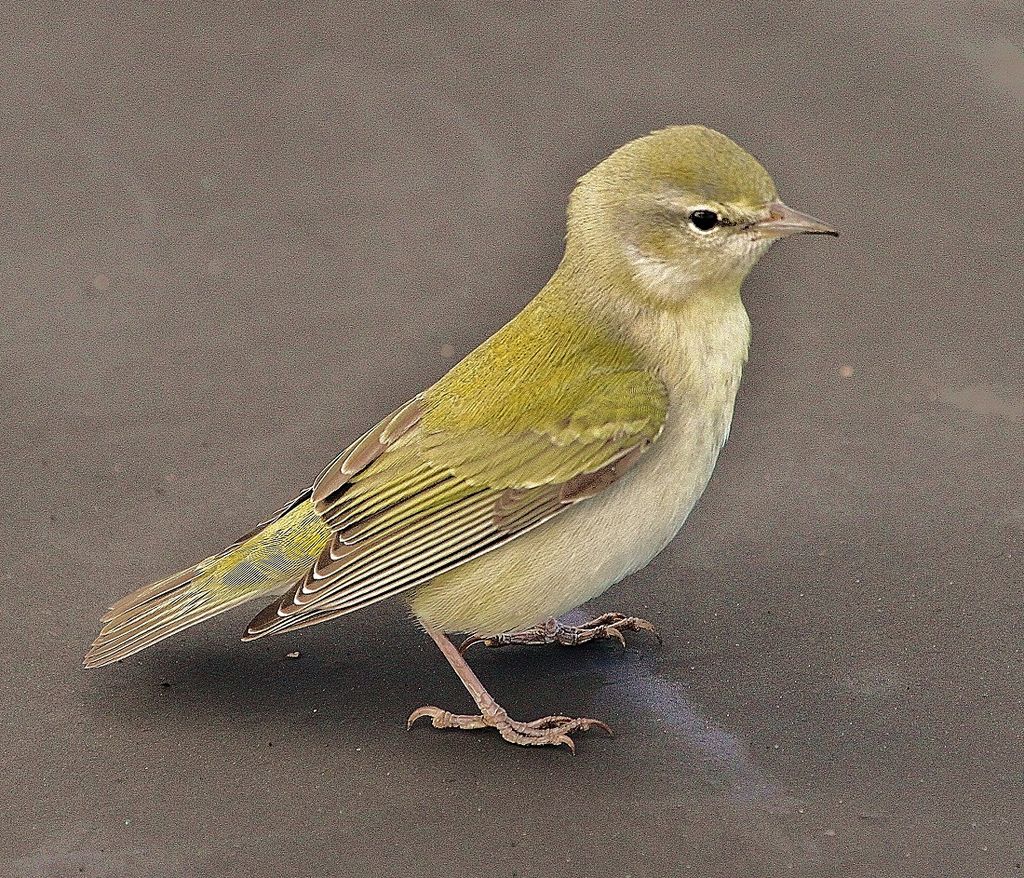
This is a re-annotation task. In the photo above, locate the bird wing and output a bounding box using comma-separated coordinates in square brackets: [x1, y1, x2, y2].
[243, 365, 668, 638]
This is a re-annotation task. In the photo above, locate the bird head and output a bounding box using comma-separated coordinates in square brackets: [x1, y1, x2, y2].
[566, 125, 837, 299]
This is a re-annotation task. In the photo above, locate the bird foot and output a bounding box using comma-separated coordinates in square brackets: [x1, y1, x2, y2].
[460, 612, 660, 653]
[407, 704, 612, 753]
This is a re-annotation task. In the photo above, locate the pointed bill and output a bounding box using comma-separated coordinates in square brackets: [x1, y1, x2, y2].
[755, 200, 838, 238]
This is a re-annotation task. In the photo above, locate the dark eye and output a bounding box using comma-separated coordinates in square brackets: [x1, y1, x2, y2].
[688, 209, 720, 232]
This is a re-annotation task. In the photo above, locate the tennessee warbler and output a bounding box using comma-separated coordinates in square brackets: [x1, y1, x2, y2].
[86, 125, 836, 752]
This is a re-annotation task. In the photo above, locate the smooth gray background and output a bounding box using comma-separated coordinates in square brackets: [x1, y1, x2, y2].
[3, 3, 1022, 876]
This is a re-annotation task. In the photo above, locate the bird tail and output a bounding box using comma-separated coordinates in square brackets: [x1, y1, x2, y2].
[83, 493, 332, 668]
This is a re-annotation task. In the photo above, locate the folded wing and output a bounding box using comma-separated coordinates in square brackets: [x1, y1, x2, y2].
[243, 367, 668, 639]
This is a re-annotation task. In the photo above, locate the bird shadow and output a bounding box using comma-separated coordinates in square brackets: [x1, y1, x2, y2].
[83, 605, 632, 739]
[81, 599, 800, 817]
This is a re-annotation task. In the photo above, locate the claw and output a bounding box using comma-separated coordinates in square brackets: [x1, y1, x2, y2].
[407, 705, 444, 729]
[606, 626, 627, 648]
[458, 634, 489, 654]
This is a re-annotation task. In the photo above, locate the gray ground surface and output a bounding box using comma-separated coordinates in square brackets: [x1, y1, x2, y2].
[3, 3, 1022, 876]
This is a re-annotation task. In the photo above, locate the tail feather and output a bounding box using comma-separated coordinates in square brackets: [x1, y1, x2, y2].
[83, 493, 332, 668]
[84, 580, 258, 668]
[99, 564, 204, 625]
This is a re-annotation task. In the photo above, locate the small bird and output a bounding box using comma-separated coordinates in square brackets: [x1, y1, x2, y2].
[85, 125, 836, 751]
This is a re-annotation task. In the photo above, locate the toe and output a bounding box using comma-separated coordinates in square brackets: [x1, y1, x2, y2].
[524, 715, 573, 729]
[581, 612, 625, 629]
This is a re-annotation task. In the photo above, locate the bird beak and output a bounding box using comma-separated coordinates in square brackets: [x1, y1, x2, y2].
[754, 200, 838, 238]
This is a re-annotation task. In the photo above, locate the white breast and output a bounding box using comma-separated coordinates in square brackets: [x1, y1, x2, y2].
[565, 299, 751, 591]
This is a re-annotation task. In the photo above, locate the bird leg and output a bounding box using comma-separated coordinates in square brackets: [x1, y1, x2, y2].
[460, 612, 660, 653]
[407, 621, 612, 753]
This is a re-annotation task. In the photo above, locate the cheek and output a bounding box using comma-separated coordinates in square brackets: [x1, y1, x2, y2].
[725, 234, 771, 268]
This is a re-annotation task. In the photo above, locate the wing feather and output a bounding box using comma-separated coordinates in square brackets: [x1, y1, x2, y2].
[244, 366, 667, 639]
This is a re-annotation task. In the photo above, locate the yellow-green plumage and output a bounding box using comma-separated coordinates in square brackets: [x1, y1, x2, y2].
[419, 292, 668, 487]
[85, 125, 834, 673]
[85, 499, 330, 666]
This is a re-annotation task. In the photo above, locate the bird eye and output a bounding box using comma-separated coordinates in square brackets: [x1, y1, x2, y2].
[688, 209, 720, 232]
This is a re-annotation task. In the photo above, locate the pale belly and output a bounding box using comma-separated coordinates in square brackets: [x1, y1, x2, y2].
[408, 405, 733, 635]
